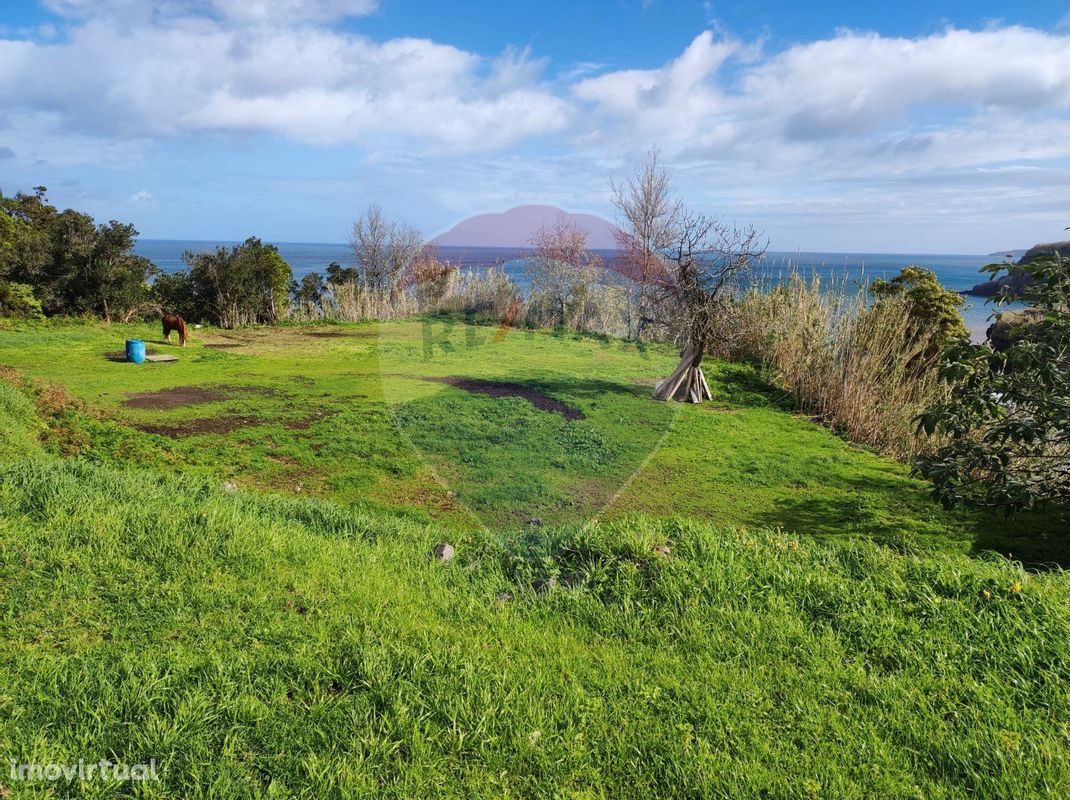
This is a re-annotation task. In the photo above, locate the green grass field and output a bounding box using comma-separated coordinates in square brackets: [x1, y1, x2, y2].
[0, 318, 1063, 561]
[1, 318, 1068, 797]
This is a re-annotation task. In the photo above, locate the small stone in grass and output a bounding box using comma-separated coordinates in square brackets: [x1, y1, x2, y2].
[431, 542, 455, 563]
[653, 545, 672, 556]
[560, 573, 585, 590]
[222, 481, 238, 493]
[528, 517, 543, 527]
[534, 575, 557, 594]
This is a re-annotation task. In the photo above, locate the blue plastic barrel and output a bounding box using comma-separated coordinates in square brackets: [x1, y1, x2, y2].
[125, 339, 146, 364]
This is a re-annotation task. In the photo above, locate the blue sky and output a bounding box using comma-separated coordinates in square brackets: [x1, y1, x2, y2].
[1, 0, 1069, 252]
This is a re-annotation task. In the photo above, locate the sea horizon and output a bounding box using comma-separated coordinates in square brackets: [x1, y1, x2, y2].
[135, 238, 1014, 341]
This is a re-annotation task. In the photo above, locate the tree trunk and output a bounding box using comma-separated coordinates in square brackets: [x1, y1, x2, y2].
[653, 340, 713, 403]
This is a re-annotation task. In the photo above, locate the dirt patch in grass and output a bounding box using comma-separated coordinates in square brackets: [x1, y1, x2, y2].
[125, 386, 230, 410]
[124, 384, 282, 410]
[266, 452, 300, 465]
[304, 330, 378, 339]
[132, 414, 263, 437]
[204, 343, 244, 350]
[426, 377, 585, 421]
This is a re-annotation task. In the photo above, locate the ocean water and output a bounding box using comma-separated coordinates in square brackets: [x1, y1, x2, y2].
[134, 240, 1016, 341]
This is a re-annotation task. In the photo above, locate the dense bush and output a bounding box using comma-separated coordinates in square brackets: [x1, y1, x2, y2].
[917, 254, 1070, 510]
[871, 265, 968, 345]
[155, 237, 294, 328]
[0, 280, 44, 319]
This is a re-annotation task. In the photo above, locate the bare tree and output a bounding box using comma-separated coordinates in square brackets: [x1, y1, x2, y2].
[652, 212, 766, 402]
[350, 204, 424, 299]
[526, 215, 602, 329]
[611, 149, 681, 339]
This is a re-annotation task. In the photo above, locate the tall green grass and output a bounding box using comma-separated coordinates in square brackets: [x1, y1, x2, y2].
[1, 448, 1068, 797]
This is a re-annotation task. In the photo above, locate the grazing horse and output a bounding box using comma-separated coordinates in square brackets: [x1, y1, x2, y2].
[162, 313, 188, 346]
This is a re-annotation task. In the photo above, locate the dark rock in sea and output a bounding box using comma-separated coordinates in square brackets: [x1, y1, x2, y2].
[965, 273, 1032, 298]
[986, 309, 1048, 352]
[964, 240, 1070, 298]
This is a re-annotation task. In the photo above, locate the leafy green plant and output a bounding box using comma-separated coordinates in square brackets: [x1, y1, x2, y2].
[0, 280, 44, 319]
[179, 237, 294, 327]
[917, 254, 1070, 510]
[871, 265, 968, 344]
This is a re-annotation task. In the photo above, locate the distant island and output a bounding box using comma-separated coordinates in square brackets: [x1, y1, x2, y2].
[433, 205, 620, 249]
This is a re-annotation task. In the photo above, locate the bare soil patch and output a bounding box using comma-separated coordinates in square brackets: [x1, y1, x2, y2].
[427, 377, 585, 421]
[132, 414, 262, 437]
[124, 384, 282, 410]
[304, 330, 378, 339]
[125, 385, 229, 410]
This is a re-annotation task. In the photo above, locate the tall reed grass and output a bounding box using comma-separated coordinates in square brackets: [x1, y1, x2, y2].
[303, 266, 521, 323]
[713, 273, 950, 459]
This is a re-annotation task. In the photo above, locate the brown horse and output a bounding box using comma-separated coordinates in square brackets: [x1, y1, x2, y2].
[162, 313, 188, 346]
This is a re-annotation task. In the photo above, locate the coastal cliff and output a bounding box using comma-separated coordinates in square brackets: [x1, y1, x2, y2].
[964, 240, 1070, 297]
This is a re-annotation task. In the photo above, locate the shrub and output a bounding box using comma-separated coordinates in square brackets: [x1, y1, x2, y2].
[180, 238, 294, 328]
[917, 254, 1070, 510]
[151, 271, 198, 321]
[0, 280, 44, 320]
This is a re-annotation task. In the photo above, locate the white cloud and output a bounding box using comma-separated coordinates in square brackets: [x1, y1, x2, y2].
[5, 6, 1070, 249]
[7, 12, 1070, 168]
[573, 31, 740, 126]
[746, 27, 1070, 141]
[40, 0, 378, 24]
[575, 27, 1070, 161]
[0, 16, 569, 153]
[130, 190, 155, 202]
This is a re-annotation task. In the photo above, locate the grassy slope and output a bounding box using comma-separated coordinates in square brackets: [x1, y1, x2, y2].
[0, 452, 1068, 796]
[0, 318, 1064, 564]
[1, 323, 1069, 796]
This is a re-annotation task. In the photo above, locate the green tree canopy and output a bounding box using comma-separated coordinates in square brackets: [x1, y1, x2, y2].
[871, 266, 968, 343]
[1, 187, 156, 320]
[179, 237, 293, 328]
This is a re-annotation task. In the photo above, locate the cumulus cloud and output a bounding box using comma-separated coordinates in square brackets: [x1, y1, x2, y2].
[130, 189, 154, 202]
[748, 27, 1070, 139]
[0, 13, 568, 152]
[41, 0, 378, 24]
[7, 10, 1070, 168]
[4, 6, 1070, 248]
[574, 31, 741, 132]
[575, 27, 1070, 163]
